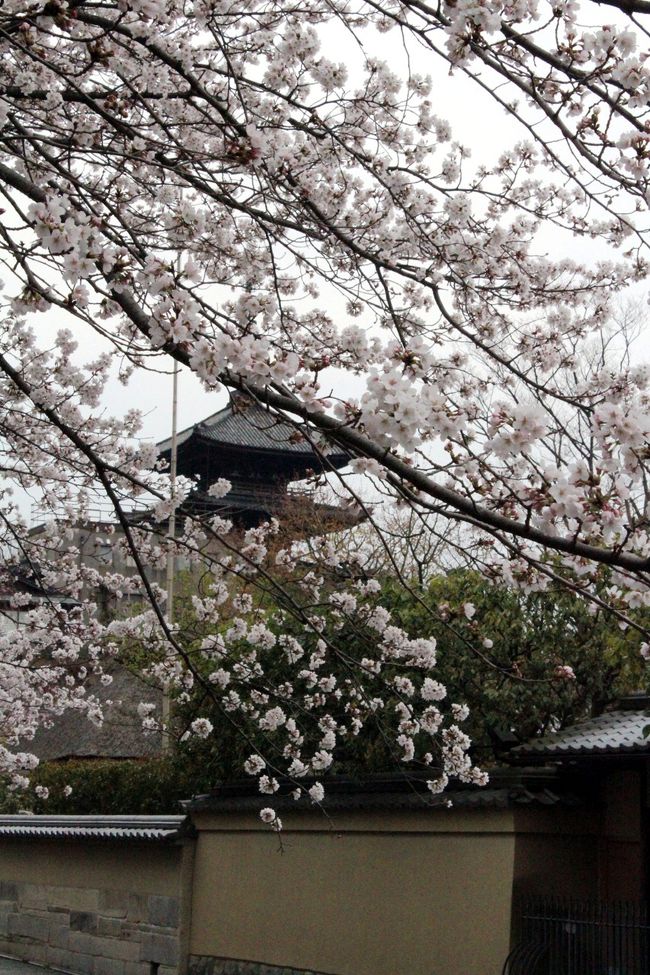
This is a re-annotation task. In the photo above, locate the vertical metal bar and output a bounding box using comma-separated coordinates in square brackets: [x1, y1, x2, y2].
[556, 894, 561, 975]
[598, 899, 603, 974]
[521, 893, 650, 975]
[621, 900, 624, 975]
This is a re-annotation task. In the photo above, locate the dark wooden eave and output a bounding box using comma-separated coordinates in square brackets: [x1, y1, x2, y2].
[157, 397, 350, 483]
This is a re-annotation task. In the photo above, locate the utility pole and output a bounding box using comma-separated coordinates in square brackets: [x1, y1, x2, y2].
[162, 359, 179, 751]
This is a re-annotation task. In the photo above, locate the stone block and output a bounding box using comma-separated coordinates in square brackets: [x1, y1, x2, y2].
[0, 881, 18, 902]
[47, 898, 71, 913]
[19, 884, 49, 910]
[97, 936, 140, 962]
[8, 912, 47, 941]
[49, 921, 71, 949]
[127, 893, 149, 923]
[124, 963, 150, 975]
[147, 895, 179, 929]
[48, 909, 71, 926]
[120, 923, 143, 944]
[94, 957, 126, 975]
[47, 945, 80, 971]
[139, 933, 179, 967]
[0, 942, 25, 961]
[71, 910, 99, 933]
[20, 942, 48, 965]
[56, 886, 100, 912]
[69, 930, 100, 956]
[70, 951, 96, 975]
[90, 935, 140, 961]
[48, 905, 72, 919]
[98, 916, 123, 938]
[99, 889, 129, 919]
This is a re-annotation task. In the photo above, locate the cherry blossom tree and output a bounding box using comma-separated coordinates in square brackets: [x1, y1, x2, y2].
[1, 0, 650, 815]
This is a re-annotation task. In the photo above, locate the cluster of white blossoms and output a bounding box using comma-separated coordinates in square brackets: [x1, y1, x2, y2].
[0, 585, 117, 787]
[0, 0, 649, 813]
[103, 515, 487, 819]
[259, 807, 283, 831]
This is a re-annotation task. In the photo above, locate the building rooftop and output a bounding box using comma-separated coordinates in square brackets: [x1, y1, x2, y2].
[28, 668, 162, 762]
[512, 699, 650, 761]
[157, 397, 349, 471]
[185, 768, 578, 815]
[155, 396, 356, 528]
[0, 564, 79, 608]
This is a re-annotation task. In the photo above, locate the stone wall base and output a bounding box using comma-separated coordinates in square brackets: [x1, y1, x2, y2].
[188, 957, 333, 975]
[0, 880, 180, 975]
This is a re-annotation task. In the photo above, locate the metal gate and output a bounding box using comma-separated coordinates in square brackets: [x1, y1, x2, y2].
[504, 896, 650, 974]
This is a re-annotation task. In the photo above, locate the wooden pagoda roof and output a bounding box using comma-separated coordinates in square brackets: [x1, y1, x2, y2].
[157, 397, 349, 472]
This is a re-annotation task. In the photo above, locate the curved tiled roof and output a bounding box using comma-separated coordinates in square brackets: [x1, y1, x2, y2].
[0, 815, 188, 842]
[185, 769, 578, 814]
[513, 708, 650, 759]
[200, 403, 322, 453]
[158, 398, 349, 465]
[186, 786, 574, 814]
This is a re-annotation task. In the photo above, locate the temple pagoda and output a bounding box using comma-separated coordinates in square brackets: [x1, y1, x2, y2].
[157, 395, 359, 529]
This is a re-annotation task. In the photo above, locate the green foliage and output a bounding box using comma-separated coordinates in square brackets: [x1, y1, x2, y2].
[241, 566, 642, 754]
[0, 752, 226, 815]
[381, 569, 645, 761]
[165, 566, 646, 776]
[13, 567, 644, 816]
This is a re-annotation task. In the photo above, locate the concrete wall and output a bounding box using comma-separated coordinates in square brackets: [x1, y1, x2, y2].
[189, 808, 518, 975]
[0, 839, 191, 975]
[0, 792, 632, 975]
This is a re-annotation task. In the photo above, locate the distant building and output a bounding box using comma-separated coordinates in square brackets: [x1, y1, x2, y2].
[28, 667, 163, 762]
[0, 564, 79, 632]
[156, 393, 358, 529]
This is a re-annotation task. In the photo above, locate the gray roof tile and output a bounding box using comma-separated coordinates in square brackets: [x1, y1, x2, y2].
[0, 815, 187, 842]
[513, 709, 650, 758]
[158, 399, 348, 464]
[186, 769, 577, 814]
